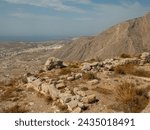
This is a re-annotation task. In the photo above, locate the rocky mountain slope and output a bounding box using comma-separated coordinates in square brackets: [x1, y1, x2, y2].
[1, 52, 150, 113]
[53, 13, 150, 61]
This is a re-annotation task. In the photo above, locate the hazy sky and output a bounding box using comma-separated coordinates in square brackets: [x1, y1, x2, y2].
[0, 0, 150, 40]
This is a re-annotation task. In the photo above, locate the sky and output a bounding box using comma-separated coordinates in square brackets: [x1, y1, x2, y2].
[0, 0, 150, 41]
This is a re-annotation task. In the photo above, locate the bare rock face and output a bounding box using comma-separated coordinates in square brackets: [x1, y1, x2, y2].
[53, 13, 150, 61]
[44, 57, 65, 71]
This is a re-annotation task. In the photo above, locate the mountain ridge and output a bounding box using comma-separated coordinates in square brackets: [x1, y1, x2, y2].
[53, 13, 150, 61]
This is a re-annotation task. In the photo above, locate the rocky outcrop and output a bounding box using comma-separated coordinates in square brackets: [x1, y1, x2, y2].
[140, 52, 150, 65]
[24, 55, 150, 113]
[43, 57, 65, 71]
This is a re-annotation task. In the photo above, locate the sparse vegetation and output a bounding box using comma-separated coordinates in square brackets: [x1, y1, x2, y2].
[93, 87, 113, 95]
[132, 68, 150, 78]
[113, 64, 134, 75]
[114, 82, 149, 112]
[0, 86, 17, 101]
[81, 87, 89, 91]
[2, 104, 28, 113]
[82, 72, 97, 80]
[120, 53, 131, 58]
[68, 63, 79, 68]
[45, 96, 53, 104]
[55, 102, 69, 113]
[59, 68, 72, 75]
[114, 64, 150, 77]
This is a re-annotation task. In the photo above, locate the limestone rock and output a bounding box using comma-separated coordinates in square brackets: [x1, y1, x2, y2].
[48, 84, 60, 100]
[76, 91, 86, 97]
[78, 102, 84, 109]
[57, 80, 64, 84]
[59, 93, 72, 103]
[82, 94, 97, 104]
[27, 76, 37, 83]
[41, 83, 59, 100]
[115, 58, 140, 66]
[73, 87, 79, 95]
[140, 52, 150, 64]
[81, 63, 91, 71]
[32, 79, 42, 91]
[67, 100, 78, 111]
[75, 73, 82, 79]
[88, 79, 99, 85]
[56, 83, 66, 89]
[67, 76, 74, 81]
[72, 107, 82, 113]
[59, 75, 68, 80]
[41, 83, 49, 94]
[44, 57, 65, 71]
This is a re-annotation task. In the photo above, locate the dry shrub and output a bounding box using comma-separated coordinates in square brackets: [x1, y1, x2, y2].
[3, 104, 28, 113]
[4, 78, 18, 86]
[113, 64, 134, 75]
[45, 96, 53, 104]
[39, 69, 45, 73]
[55, 102, 69, 113]
[95, 56, 102, 62]
[36, 92, 45, 98]
[0, 87, 16, 101]
[59, 68, 72, 75]
[81, 87, 89, 91]
[82, 72, 97, 80]
[132, 69, 150, 78]
[114, 82, 149, 113]
[120, 53, 131, 58]
[68, 63, 79, 68]
[114, 64, 150, 77]
[28, 87, 35, 92]
[93, 87, 112, 95]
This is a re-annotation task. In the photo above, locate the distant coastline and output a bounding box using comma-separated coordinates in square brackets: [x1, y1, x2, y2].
[0, 35, 72, 42]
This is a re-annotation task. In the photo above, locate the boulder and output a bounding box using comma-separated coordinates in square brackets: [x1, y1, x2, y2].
[27, 76, 37, 83]
[90, 62, 99, 67]
[88, 79, 99, 85]
[81, 63, 91, 71]
[75, 73, 82, 79]
[41, 83, 50, 94]
[59, 93, 72, 103]
[76, 95, 82, 100]
[76, 91, 86, 97]
[32, 79, 42, 91]
[41, 83, 59, 100]
[115, 58, 140, 66]
[48, 84, 60, 100]
[67, 100, 78, 111]
[44, 57, 65, 71]
[59, 75, 68, 80]
[82, 94, 97, 104]
[78, 102, 84, 109]
[57, 80, 64, 84]
[140, 52, 150, 63]
[67, 76, 74, 81]
[73, 87, 79, 95]
[56, 83, 66, 89]
[72, 107, 82, 113]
